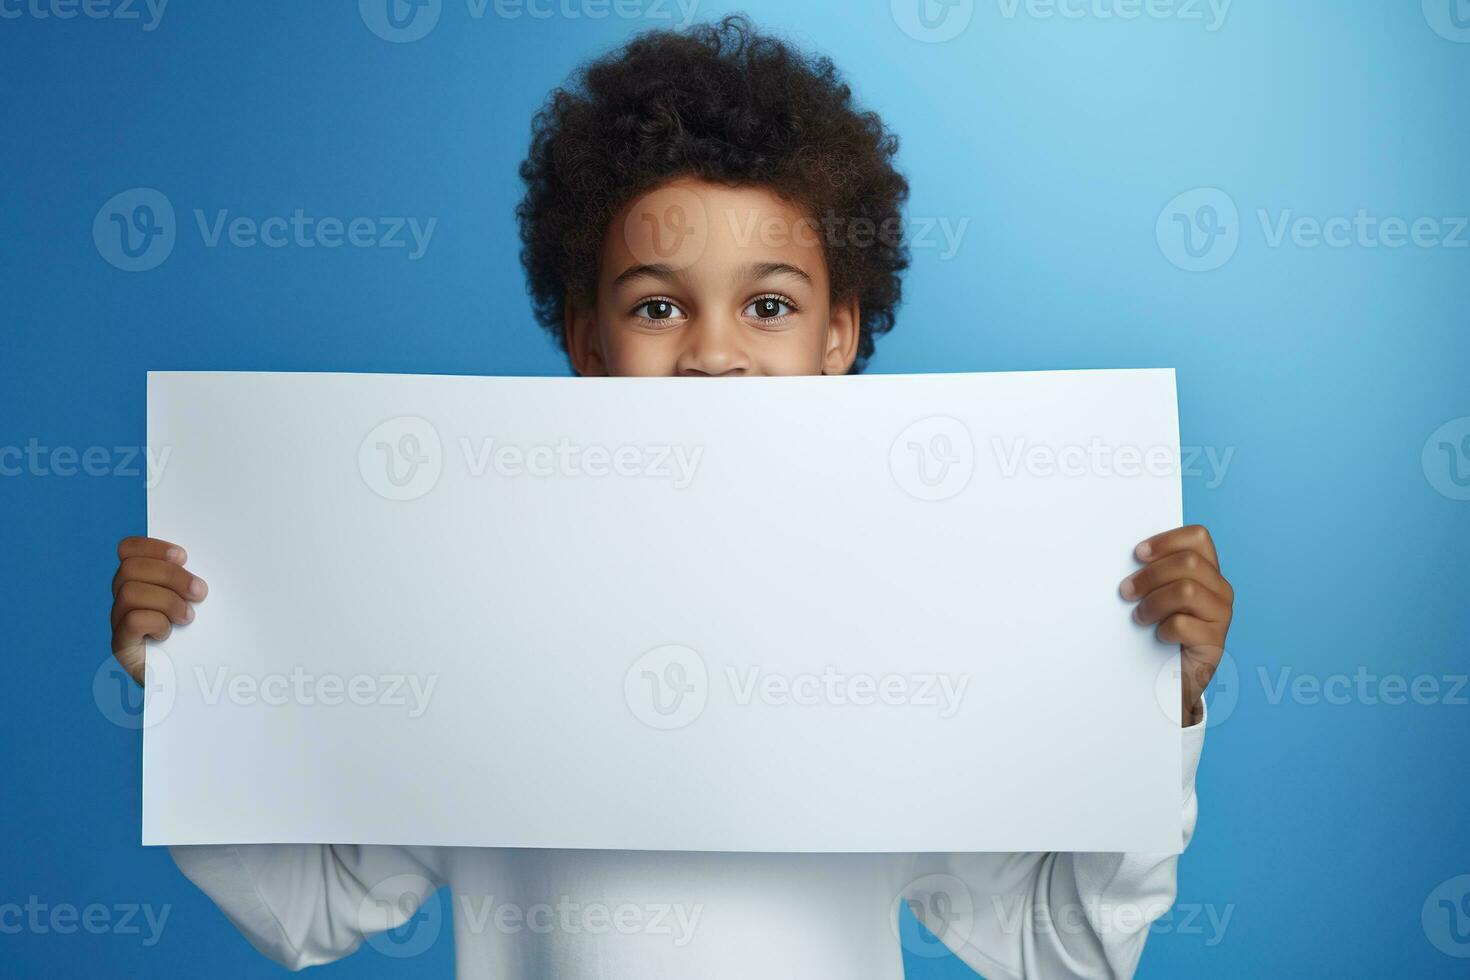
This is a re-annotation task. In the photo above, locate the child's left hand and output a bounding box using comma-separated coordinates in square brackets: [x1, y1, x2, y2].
[1119, 524, 1234, 727]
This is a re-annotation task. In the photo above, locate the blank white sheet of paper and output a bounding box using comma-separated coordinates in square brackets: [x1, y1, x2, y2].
[143, 369, 1184, 853]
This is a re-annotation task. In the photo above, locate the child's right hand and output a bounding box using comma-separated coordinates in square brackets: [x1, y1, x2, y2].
[110, 536, 208, 684]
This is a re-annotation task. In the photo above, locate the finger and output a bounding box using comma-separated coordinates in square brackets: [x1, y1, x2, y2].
[112, 581, 196, 630]
[1121, 551, 1233, 603]
[113, 643, 146, 686]
[113, 556, 208, 601]
[1134, 524, 1218, 570]
[1133, 579, 1232, 626]
[1155, 612, 1224, 650]
[118, 536, 187, 565]
[113, 608, 173, 654]
[1178, 647, 1226, 694]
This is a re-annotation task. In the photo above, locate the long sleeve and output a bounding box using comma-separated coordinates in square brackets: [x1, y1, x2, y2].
[169, 843, 444, 970]
[904, 708, 1208, 980]
[168, 720, 1205, 978]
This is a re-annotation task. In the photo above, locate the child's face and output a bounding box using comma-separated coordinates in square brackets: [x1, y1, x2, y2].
[565, 178, 861, 377]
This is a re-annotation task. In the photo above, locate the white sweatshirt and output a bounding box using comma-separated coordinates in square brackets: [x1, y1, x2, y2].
[169, 713, 1205, 980]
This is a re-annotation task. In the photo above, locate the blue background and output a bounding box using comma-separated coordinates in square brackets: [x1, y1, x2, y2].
[3, 0, 1468, 976]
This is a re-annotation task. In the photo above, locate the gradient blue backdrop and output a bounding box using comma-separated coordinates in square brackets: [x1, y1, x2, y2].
[3, 1, 1468, 976]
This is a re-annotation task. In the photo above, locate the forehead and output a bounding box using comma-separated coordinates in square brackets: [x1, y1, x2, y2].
[603, 177, 827, 285]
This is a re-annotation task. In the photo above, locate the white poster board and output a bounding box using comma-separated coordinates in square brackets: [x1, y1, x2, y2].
[143, 369, 1184, 853]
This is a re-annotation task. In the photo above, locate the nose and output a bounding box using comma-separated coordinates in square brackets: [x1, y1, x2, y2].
[674, 317, 752, 377]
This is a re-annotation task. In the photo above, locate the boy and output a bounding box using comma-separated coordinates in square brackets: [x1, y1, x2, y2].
[109, 16, 1232, 978]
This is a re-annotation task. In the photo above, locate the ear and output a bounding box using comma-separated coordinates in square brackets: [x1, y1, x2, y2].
[564, 298, 607, 377]
[821, 297, 861, 375]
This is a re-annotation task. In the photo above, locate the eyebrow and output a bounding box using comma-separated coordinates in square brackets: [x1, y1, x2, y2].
[609, 261, 814, 290]
[610, 263, 680, 288]
[737, 261, 813, 286]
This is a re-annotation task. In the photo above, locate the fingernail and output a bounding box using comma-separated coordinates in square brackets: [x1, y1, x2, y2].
[189, 578, 207, 598]
[1119, 576, 1138, 600]
[167, 547, 186, 563]
[1135, 541, 1152, 560]
[184, 605, 195, 623]
[1132, 605, 1144, 623]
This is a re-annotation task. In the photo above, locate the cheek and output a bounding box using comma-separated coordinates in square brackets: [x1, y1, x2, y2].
[750, 318, 830, 376]
[603, 329, 681, 378]
[750, 342, 823, 375]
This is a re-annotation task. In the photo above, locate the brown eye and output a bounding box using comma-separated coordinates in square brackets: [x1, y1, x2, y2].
[744, 295, 794, 320]
[632, 298, 685, 321]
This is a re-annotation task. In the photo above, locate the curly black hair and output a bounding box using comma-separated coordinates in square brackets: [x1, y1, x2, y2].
[516, 14, 909, 373]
